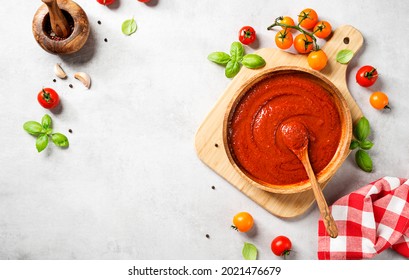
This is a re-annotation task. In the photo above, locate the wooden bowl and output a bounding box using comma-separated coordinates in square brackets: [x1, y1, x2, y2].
[32, 0, 90, 55]
[223, 66, 352, 194]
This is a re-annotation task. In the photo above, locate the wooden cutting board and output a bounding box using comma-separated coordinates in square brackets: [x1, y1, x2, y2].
[195, 25, 364, 218]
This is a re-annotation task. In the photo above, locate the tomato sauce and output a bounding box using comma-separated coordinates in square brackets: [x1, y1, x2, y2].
[228, 72, 342, 185]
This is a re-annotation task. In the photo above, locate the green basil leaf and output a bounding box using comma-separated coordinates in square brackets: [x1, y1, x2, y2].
[41, 114, 52, 129]
[242, 54, 266, 69]
[336, 49, 354, 64]
[207, 52, 231, 66]
[355, 149, 373, 172]
[360, 139, 374, 150]
[353, 117, 370, 141]
[225, 60, 241, 78]
[122, 18, 137, 36]
[23, 121, 43, 136]
[36, 134, 48, 153]
[242, 242, 258, 260]
[51, 133, 69, 148]
[349, 139, 360, 150]
[45, 128, 53, 135]
[230, 42, 244, 62]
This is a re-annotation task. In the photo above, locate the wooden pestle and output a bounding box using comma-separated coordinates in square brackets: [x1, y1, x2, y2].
[42, 0, 70, 38]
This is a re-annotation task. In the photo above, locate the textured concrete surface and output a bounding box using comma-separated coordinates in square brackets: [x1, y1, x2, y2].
[0, 0, 408, 260]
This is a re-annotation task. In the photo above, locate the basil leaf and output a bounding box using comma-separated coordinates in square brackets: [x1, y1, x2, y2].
[45, 128, 53, 135]
[122, 18, 137, 36]
[225, 60, 241, 78]
[23, 121, 43, 136]
[41, 114, 52, 129]
[51, 133, 69, 148]
[355, 149, 373, 172]
[36, 134, 48, 153]
[360, 139, 374, 150]
[336, 49, 354, 64]
[207, 52, 231, 66]
[230, 42, 244, 62]
[242, 54, 266, 69]
[353, 117, 370, 141]
[349, 139, 360, 150]
[242, 242, 258, 260]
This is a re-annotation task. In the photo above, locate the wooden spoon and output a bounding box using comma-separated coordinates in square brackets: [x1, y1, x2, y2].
[280, 121, 338, 238]
[42, 0, 70, 38]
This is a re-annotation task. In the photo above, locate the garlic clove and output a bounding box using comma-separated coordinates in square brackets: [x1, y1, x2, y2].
[54, 63, 67, 79]
[74, 72, 91, 89]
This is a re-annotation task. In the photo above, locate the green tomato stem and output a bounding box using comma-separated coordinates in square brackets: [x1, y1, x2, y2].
[267, 17, 319, 51]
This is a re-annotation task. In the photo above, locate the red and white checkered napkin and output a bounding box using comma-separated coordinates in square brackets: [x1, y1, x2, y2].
[318, 176, 409, 260]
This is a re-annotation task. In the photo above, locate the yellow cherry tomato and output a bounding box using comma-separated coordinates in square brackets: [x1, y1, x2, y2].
[313, 21, 332, 39]
[275, 30, 293, 50]
[279, 16, 295, 32]
[293, 34, 313, 54]
[307, 49, 328, 71]
[370, 92, 389, 110]
[232, 212, 254, 232]
[298, 8, 318, 30]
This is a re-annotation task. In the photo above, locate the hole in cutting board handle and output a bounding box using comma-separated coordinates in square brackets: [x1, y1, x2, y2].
[343, 37, 350, 44]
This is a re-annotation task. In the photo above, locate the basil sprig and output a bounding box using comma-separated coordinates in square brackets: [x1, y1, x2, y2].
[350, 117, 374, 172]
[208, 42, 266, 78]
[23, 114, 69, 153]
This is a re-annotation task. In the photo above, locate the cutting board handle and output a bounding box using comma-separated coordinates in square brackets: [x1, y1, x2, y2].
[322, 25, 363, 68]
[321, 25, 364, 122]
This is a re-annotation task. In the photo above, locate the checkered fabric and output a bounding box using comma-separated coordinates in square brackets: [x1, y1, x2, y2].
[318, 177, 409, 260]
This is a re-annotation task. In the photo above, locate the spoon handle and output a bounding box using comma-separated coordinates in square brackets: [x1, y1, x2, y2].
[302, 152, 338, 238]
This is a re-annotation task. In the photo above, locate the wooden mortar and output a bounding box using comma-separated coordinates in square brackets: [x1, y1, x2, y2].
[32, 0, 90, 55]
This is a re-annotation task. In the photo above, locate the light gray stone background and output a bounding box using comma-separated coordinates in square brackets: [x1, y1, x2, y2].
[0, 0, 408, 260]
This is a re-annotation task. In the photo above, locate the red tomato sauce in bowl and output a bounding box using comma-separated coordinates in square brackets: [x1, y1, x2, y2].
[227, 71, 342, 186]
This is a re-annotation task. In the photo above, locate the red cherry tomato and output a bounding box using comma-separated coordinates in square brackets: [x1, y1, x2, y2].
[232, 212, 254, 232]
[356, 65, 378, 87]
[96, 0, 116, 5]
[37, 88, 60, 109]
[239, 26, 257, 45]
[271, 236, 292, 257]
[138, 0, 151, 2]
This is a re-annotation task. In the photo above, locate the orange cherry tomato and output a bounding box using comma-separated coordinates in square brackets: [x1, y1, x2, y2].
[370, 92, 389, 110]
[275, 30, 293, 50]
[279, 16, 295, 32]
[307, 49, 328, 70]
[232, 212, 254, 232]
[293, 34, 313, 54]
[313, 21, 332, 39]
[298, 8, 318, 30]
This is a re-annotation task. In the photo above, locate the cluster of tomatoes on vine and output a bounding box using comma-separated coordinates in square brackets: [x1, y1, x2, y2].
[238, 8, 331, 71]
[267, 8, 331, 71]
